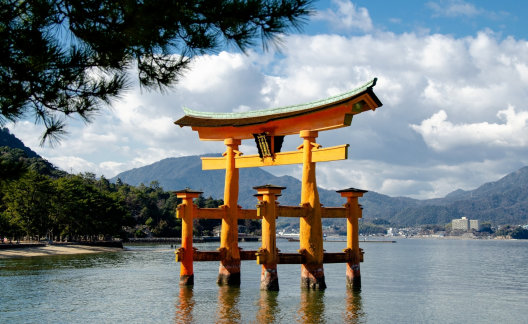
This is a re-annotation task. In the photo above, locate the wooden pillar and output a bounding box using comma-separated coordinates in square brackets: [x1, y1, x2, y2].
[218, 138, 242, 285]
[338, 188, 367, 290]
[299, 130, 326, 290]
[174, 189, 202, 286]
[254, 185, 285, 291]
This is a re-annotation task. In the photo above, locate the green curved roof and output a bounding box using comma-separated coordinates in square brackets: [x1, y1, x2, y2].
[181, 78, 379, 120]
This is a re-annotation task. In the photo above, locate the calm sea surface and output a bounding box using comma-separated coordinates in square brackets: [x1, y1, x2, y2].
[1, 239, 527, 323]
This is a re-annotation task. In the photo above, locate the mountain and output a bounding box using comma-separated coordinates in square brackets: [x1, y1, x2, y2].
[0, 128, 66, 178]
[111, 154, 343, 209]
[0, 128, 38, 158]
[112, 155, 528, 226]
[399, 166, 528, 226]
[5, 126, 526, 226]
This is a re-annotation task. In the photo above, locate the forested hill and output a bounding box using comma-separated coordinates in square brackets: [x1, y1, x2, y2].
[111, 155, 347, 209]
[397, 166, 528, 226]
[111, 156, 423, 222]
[1, 128, 38, 158]
[112, 156, 528, 226]
[1, 128, 66, 179]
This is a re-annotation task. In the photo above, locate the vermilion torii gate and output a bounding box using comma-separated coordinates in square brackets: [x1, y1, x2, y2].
[174, 78, 382, 290]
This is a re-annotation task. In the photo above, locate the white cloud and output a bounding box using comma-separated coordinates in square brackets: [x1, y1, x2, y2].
[181, 52, 246, 93]
[48, 156, 97, 174]
[427, 0, 482, 18]
[8, 24, 528, 199]
[315, 0, 373, 32]
[410, 106, 528, 151]
[314, 158, 523, 199]
[7, 121, 44, 151]
[99, 161, 128, 177]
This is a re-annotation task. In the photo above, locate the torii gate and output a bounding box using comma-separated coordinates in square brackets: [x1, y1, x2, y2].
[174, 78, 382, 290]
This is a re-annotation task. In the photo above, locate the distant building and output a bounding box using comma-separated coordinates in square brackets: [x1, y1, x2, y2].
[452, 217, 469, 231]
[469, 219, 481, 231]
[452, 217, 481, 232]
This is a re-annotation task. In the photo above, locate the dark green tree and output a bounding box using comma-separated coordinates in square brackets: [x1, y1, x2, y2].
[511, 227, 528, 239]
[193, 195, 223, 236]
[2, 170, 54, 240]
[52, 175, 131, 240]
[495, 225, 528, 239]
[0, 146, 66, 179]
[0, 147, 27, 181]
[1, 0, 312, 144]
[358, 221, 387, 235]
[479, 222, 493, 233]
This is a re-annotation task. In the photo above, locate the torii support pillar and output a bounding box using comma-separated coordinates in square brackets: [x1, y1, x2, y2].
[338, 188, 367, 290]
[254, 185, 285, 291]
[299, 130, 326, 290]
[218, 138, 242, 286]
[174, 189, 202, 286]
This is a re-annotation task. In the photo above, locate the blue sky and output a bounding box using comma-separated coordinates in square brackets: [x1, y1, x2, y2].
[309, 0, 527, 37]
[8, 0, 528, 199]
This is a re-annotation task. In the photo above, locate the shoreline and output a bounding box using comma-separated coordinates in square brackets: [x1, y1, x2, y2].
[0, 244, 123, 259]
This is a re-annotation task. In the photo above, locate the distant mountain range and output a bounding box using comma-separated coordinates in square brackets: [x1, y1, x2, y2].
[3, 128, 526, 226]
[112, 155, 528, 226]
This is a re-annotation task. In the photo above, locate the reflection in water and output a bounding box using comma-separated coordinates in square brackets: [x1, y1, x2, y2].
[255, 290, 281, 323]
[174, 287, 195, 324]
[297, 289, 326, 324]
[0, 252, 125, 273]
[344, 288, 365, 323]
[217, 286, 241, 323]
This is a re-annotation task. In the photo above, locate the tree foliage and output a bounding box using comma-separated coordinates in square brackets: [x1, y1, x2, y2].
[1, 0, 312, 144]
[495, 225, 528, 239]
[2, 170, 54, 239]
[0, 133, 196, 241]
[193, 195, 223, 236]
[358, 221, 387, 235]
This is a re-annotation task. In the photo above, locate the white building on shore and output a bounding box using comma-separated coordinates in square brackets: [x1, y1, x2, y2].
[452, 217, 481, 231]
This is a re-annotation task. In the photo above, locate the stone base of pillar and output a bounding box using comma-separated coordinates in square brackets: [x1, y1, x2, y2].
[179, 274, 194, 286]
[301, 264, 326, 290]
[260, 265, 279, 291]
[217, 260, 241, 286]
[346, 263, 361, 289]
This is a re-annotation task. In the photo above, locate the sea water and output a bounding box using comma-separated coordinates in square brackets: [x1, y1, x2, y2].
[1, 239, 527, 323]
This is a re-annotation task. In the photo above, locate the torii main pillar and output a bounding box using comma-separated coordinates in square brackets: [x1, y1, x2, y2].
[299, 130, 326, 289]
[218, 138, 242, 285]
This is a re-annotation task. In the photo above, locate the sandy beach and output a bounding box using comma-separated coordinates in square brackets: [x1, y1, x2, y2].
[0, 244, 123, 259]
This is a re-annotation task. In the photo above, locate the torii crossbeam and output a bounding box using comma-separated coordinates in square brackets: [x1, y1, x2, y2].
[174, 78, 382, 290]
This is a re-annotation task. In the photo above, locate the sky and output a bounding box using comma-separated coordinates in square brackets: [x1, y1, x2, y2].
[7, 0, 528, 199]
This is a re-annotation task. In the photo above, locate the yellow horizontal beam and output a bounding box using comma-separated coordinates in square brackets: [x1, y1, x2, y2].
[277, 205, 308, 218]
[190, 204, 352, 219]
[202, 144, 349, 170]
[194, 207, 259, 219]
[195, 208, 224, 219]
[321, 207, 347, 218]
[239, 209, 260, 219]
[278, 205, 348, 218]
